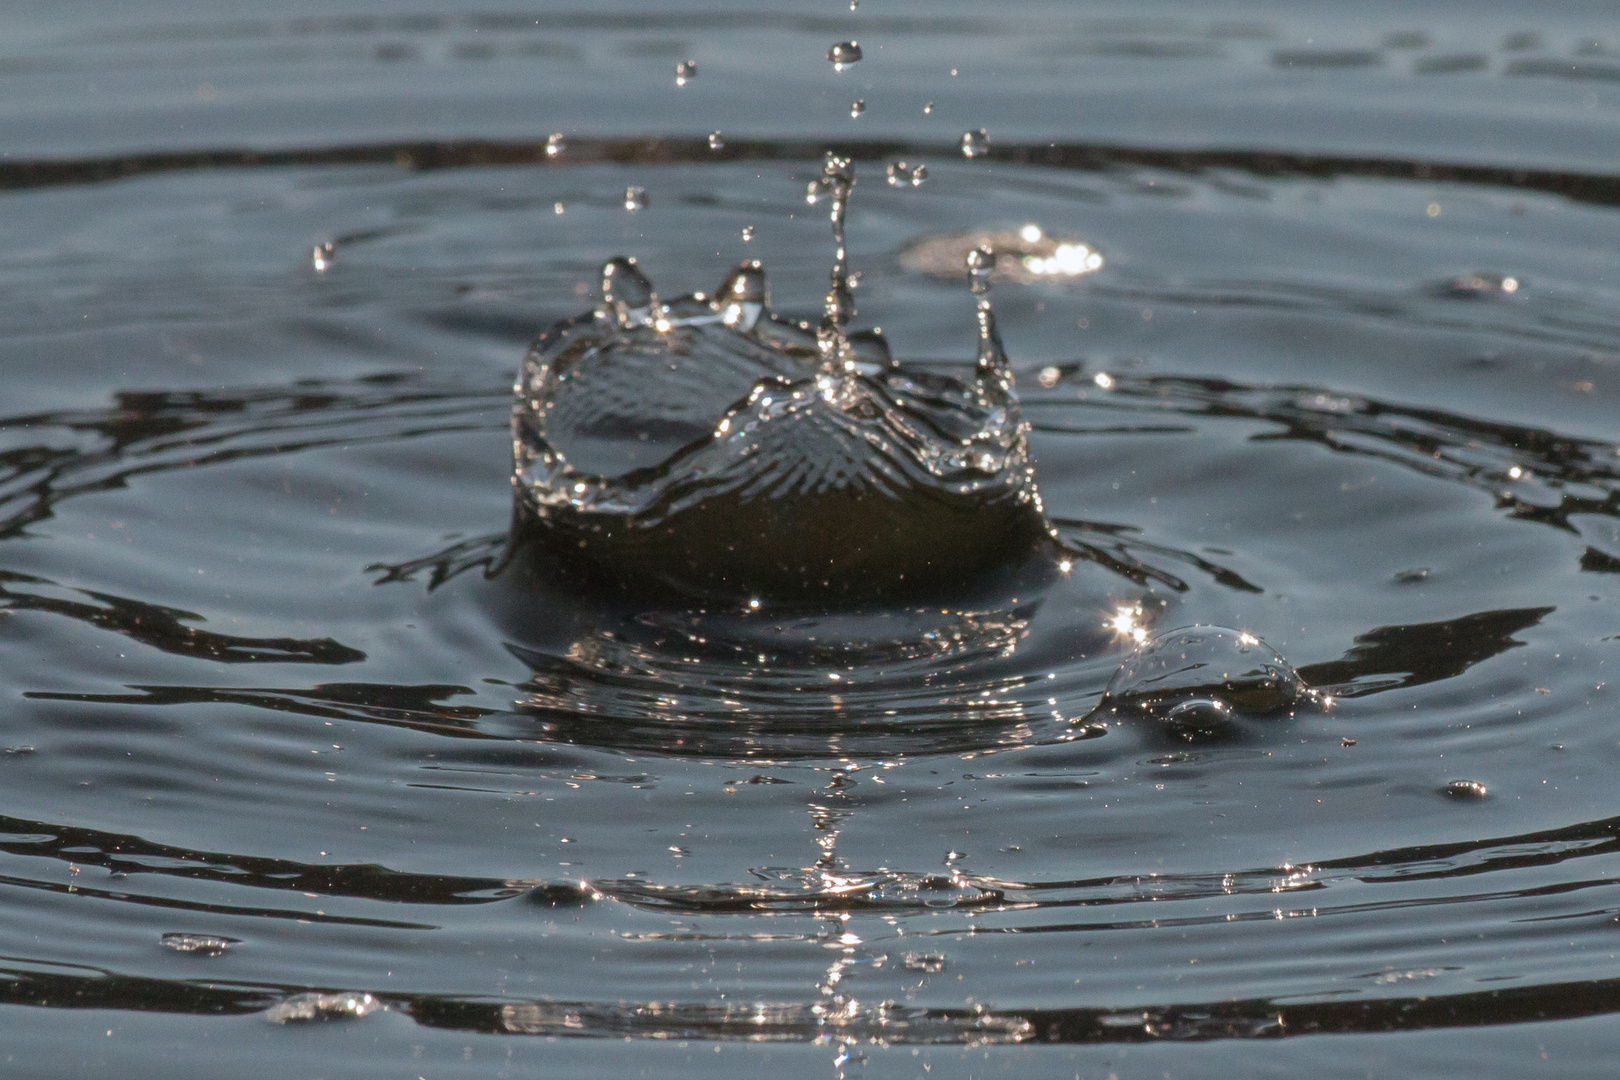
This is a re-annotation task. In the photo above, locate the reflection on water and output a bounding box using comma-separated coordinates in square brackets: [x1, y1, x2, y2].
[2, 4, 1620, 1073]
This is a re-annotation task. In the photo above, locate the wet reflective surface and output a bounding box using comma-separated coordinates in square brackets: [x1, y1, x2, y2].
[2, 2, 1620, 1076]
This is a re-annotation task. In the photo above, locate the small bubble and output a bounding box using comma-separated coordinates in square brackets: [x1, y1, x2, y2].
[1443, 780, 1489, 800]
[526, 880, 599, 905]
[1094, 625, 1310, 734]
[265, 991, 382, 1025]
[850, 99, 865, 118]
[903, 952, 946, 973]
[160, 932, 239, 956]
[961, 128, 989, 158]
[545, 133, 566, 158]
[675, 60, 697, 86]
[624, 186, 648, 212]
[708, 131, 724, 151]
[827, 41, 863, 71]
[741, 225, 755, 242]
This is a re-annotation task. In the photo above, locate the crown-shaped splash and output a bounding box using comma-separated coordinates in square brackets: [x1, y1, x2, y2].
[511, 156, 1053, 603]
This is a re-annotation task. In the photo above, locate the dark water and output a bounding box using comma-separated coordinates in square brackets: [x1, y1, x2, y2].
[3, 2, 1620, 1076]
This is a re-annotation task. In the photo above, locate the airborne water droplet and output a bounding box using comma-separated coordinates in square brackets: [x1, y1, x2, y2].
[545, 132, 566, 158]
[708, 131, 725, 151]
[850, 99, 865, 118]
[965, 245, 995, 294]
[624, 186, 648, 212]
[600, 255, 656, 324]
[675, 60, 697, 86]
[741, 225, 755, 242]
[311, 242, 334, 273]
[961, 128, 990, 158]
[924, 100, 933, 114]
[827, 41, 863, 71]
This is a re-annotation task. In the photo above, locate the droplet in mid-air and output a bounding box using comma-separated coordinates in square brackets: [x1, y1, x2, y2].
[961, 128, 990, 158]
[624, 186, 648, 212]
[708, 131, 725, 151]
[675, 60, 697, 86]
[741, 225, 755, 242]
[311, 241, 334, 273]
[965, 245, 995, 294]
[886, 161, 928, 188]
[924, 100, 934, 114]
[1089, 625, 1314, 741]
[545, 132, 566, 158]
[827, 41, 863, 71]
[850, 99, 865, 118]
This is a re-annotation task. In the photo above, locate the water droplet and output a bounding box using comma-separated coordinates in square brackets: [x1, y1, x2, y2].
[850, 99, 865, 118]
[553, 201, 565, 215]
[160, 932, 239, 956]
[545, 132, 566, 158]
[311, 241, 334, 272]
[1443, 779, 1489, 800]
[265, 991, 382, 1024]
[961, 129, 989, 158]
[675, 60, 697, 86]
[713, 259, 769, 330]
[903, 952, 946, 972]
[600, 256, 656, 324]
[827, 41, 863, 71]
[849, 0, 858, 9]
[923, 100, 933, 114]
[965, 245, 995, 294]
[741, 225, 754, 242]
[1093, 626, 1310, 734]
[624, 186, 648, 212]
[708, 131, 724, 151]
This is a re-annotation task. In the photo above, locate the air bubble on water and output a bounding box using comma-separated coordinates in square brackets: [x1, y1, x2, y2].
[708, 131, 725, 151]
[265, 991, 382, 1025]
[827, 41, 863, 71]
[713, 259, 769, 330]
[599, 256, 657, 327]
[741, 225, 755, 242]
[961, 128, 989, 158]
[545, 133, 566, 158]
[1443, 779, 1489, 800]
[160, 932, 239, 956]
[850, 99, 865, 118]
[675, 60, 697, 86]
[903, 952, 946, 973]
[1091, 625, 1313, 735]
[624, 186, 648, 212]
[311, 242, 334, 273]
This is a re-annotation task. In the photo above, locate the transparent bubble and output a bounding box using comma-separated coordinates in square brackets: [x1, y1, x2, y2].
[160, 932, 239, 956]
[675, 60, 697, 86]
[961, 129, 990, 158]
[624, 186, 648, 212]
[265, 991, 382, 1025]
[827, 41, 863, 71]
[1093, 626, 1309, 732]
[708, 131, 724, 151]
